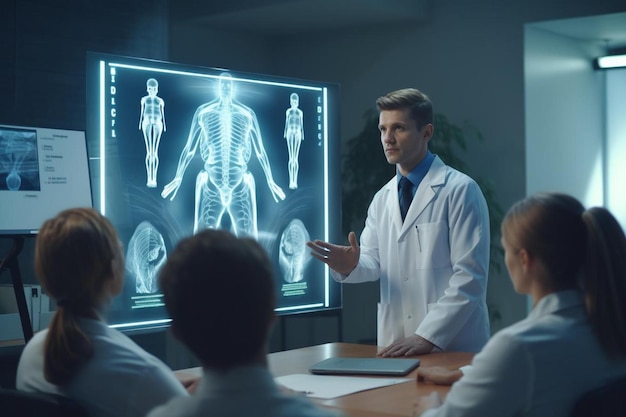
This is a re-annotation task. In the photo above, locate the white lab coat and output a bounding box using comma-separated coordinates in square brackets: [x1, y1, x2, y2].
[333, 156, 490, 351]
[422, 291, 626, 417]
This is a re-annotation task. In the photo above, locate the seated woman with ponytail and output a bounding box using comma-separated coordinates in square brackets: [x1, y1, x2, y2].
[414, 192, 626, 417]
[16, 208, 188, 417]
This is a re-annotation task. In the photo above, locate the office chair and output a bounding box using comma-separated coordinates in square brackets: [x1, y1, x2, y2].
[570, 376, 626, 417]
[0, 344, 22, 390]
[0, 387, 89, 417]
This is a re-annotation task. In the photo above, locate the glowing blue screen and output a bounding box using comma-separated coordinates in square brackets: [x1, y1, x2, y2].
[86, 53, 342, 330]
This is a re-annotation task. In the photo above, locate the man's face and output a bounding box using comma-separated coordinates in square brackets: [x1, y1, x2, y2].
[379, 108, 432, 176]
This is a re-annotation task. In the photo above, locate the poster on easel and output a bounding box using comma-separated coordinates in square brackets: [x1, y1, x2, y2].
[0, 124, 92, 235]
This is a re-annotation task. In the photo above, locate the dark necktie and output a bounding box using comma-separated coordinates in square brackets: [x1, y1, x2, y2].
[398, 176, 413, 222]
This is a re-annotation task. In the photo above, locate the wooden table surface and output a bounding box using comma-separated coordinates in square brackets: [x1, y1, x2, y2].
[177, 342, 473, 417]
[267, 342, 472, 417]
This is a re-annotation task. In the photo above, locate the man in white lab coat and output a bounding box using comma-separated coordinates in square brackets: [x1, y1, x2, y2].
[307, 88, 490, 356]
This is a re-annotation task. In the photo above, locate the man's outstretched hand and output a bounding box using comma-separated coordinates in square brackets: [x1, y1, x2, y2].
[307, 231, 360, 275]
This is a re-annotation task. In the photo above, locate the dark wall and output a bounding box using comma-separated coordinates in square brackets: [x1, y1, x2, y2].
[0, 3, 342, 384]
[0, 0, 169, 131]
[0, 0, 170, 386]
[0, 0, 171, 311]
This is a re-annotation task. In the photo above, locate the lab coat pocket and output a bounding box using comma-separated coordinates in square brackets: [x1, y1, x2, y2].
[414, 221, 450, 270]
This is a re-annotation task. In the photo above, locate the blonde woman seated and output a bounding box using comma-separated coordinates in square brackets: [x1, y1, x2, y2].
[414, 193, 626, 417]
[16, 208, 189, 417]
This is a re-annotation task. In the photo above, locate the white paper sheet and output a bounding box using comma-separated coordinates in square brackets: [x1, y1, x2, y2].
[275, 373, 412, 399]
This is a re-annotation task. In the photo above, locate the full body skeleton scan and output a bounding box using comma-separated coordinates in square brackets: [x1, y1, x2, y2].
[139, 78, 166, 188]
[162, 73, 285, 238]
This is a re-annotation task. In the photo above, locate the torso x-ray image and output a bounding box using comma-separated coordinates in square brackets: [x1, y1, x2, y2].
[86, 52, 342, 327]
[162, 73, 285, 238]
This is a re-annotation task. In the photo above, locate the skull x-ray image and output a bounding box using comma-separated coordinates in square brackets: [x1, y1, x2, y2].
[279, 218, 311, 283]
[126, 221, 167, 294]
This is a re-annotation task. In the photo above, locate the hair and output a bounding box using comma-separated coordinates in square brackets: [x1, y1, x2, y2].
[35, 207, 123, 384]
[375, 88, 433, 130]
[501, 193, 626, 359]
[158, 228, 276, 371]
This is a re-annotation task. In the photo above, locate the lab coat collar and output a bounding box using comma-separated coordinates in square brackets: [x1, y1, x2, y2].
[396, 156, 446, 236]
[527, 290, 585, 321]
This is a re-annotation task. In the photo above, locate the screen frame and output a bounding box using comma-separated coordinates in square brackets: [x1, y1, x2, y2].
[86, 52, 342, 331]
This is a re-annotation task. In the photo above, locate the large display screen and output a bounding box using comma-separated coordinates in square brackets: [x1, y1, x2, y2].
[0, 124, 92, 235]
[86, 52, 342, 331]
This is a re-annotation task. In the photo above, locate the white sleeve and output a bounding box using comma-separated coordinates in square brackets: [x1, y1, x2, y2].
[422, 331, 533, 417]
[458, 365, 472, 375]
[338, 193, 383, 284]
[128, 360, 189, 417]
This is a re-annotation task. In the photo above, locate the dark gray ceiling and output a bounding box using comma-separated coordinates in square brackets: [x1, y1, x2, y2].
[170, 0, 431, 35]
[171, 2, 626, 50]
[531, 12, 626, 49]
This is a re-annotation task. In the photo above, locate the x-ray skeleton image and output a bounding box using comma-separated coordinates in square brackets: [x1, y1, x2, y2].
[284, 93, 304, 190]
[138, 78, 166, 188]
[279, 219, 311, 283]
[126, 221, 167, 294]
[161, 72, 285, 238]
[0, 128, 39, 191]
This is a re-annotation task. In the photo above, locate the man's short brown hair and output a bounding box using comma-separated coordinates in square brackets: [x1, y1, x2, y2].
[376, 88, 433, 129]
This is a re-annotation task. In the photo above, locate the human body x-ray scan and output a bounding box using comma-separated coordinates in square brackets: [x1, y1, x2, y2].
[284, 93, 304, 190]
[162, 73, 285, 238]
[86, 52, 341, 329]
[138, 78, 166, 188]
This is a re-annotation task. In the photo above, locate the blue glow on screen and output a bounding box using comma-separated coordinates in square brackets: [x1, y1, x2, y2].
[99, 60, 106, 214]
[87, 53, 341, 330]
[110, 318, 171, 330]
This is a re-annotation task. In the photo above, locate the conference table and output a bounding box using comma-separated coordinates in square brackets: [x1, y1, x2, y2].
[176, 342, 474, 417]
